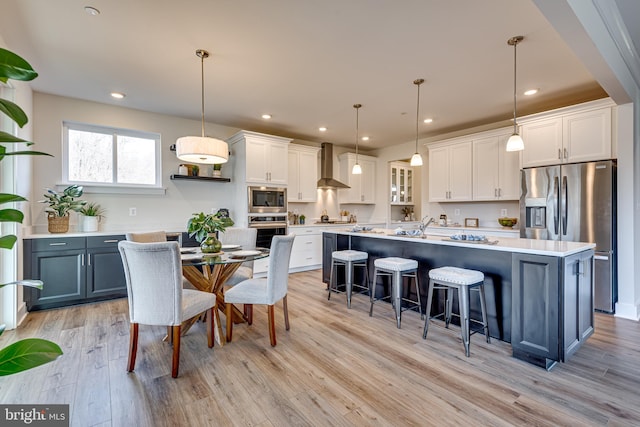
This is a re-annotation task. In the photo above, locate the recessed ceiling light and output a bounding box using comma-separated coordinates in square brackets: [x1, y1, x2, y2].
[361, 136, 369, 141]
[261, 114, 272, 119]
[318, 127, 327, 132]
[423, 118, 433, 124]
[84, 6, 100, 16]
[110, 92, 125, 99]
[524, 89, 538, 96]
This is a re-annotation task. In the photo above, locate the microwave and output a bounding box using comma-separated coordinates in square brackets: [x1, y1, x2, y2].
[248, 186, 287, 213]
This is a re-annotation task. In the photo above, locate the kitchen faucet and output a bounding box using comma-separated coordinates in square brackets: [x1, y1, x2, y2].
[419, 216, 434, 237]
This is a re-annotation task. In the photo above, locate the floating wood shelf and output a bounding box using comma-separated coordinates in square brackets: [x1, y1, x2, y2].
[170, 174, 231, 183]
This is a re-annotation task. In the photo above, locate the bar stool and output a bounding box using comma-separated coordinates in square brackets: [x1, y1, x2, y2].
[422, 266, 490, 357]
[328, 250, 370, 308]
[369, 257, 422, 328]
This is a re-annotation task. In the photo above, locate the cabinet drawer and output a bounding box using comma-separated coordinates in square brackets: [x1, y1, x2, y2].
[30, 237, 85, 252]
[87, 235, 126, 249]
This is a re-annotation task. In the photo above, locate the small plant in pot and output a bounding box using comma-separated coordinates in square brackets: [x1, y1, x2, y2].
[78, 202, 106, 232]
[187, 211, 234, 253]
[40, 185, 86, 233]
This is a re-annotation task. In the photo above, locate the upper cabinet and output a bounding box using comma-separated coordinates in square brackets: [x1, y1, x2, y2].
[390, 161, 413, 205]
[338, 152, 376, 204]
[428, 141, 473, 202]
[472, 129, 521, 201]
[520, 99, 613, 168]
[288, 144, 320, 202]
[227, 130, 292, 186]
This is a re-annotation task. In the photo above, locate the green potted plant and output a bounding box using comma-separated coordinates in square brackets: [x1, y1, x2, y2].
[299, 214, 306, 225]
[0, 47, 62, 375]
[212, 163, 222, 177]
[78, 202, 106, 232]
[187, 211, 234, 253]
[39, 185, 86, 233]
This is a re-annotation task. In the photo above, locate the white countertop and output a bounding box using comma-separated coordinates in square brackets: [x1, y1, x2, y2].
[325, 228, 594, 257]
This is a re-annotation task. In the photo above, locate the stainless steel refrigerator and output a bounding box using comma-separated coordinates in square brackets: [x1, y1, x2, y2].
[520, 160, 617, 313]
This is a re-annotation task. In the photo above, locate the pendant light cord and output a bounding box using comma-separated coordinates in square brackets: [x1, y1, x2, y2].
[196, 49, 210, 138]
[354, 104, 362, 162]
[414, 79, 424, 152]
[512, 39, 517, 134]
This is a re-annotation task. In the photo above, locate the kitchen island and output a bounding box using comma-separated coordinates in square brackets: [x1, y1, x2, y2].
[322, 229, 595, 369]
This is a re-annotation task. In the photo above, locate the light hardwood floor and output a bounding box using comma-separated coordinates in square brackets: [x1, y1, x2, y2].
[1, 269, 639, 426]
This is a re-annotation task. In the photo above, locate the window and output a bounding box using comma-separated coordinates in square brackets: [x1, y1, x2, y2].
[63, 121, 162, 192]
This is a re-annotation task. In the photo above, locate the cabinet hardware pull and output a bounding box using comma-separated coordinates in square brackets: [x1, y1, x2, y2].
[103, 239, 119, 243]
[498, 188, 502, 197]
[87, 254, 91, 266]
[564, 148, 568, 159]
[494, 188, 498, 197]
[49, 242, 67, 246]
[81, 254, 85, 266]
[558, 148, 562, 160]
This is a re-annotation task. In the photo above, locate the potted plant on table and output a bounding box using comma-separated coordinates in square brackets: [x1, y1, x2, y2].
[187, 211, 234, 253]
[40, 185, 86, 233]
[78, 202, 106, 232]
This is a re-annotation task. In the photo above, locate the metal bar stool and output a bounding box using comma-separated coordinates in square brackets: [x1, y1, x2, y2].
[328, 250, 370, 308]
[422, 266, 490, 357]
[369, 257, 422, 328]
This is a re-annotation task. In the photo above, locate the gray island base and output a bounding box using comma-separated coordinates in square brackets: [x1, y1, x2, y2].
[322, 230, 595, 370]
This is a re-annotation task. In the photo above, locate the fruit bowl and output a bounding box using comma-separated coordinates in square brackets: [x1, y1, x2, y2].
[498, 217, 518, 228]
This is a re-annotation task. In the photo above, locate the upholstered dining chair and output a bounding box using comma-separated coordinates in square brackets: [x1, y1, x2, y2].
[118, 241, 216, 378]
[219, 227, 258, 286]
[224, 234, 295, 346]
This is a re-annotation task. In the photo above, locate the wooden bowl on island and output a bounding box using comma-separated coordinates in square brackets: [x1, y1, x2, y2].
[498, 217, 518, 228]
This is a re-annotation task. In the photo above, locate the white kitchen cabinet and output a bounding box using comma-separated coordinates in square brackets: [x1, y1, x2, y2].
[520, 99, 613, 168]
[288, 145, 320, 202]
[228, 130, 291, 185]
[338, 153, 376, 204]
[473, 130, 521, 201]
[390, 161, 413, 205]
[428, 141, 472, 202]
[289, 227, 323, 271]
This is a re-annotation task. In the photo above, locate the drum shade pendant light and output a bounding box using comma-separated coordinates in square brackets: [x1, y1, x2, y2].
[506, 36, 525, 152]
[352, 104, 363, 175]
[176, 49, 229, 164]
[410, 79, 424, 166]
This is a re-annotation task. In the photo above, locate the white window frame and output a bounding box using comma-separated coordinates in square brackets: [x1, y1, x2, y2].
[61, 121, 165, 195]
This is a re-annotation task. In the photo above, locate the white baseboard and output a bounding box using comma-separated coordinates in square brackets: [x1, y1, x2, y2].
[614, 301, 640, 321]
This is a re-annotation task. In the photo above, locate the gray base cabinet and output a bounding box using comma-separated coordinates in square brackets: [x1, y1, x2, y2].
[511, 249, 594, 369]
[24, 235, 127, 310]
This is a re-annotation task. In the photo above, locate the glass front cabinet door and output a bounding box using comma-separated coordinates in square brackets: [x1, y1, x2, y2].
[390, 161, 413, 205]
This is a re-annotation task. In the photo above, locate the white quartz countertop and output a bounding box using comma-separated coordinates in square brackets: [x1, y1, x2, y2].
[325, 228, 594, 257]
[23, 230, 183, 239]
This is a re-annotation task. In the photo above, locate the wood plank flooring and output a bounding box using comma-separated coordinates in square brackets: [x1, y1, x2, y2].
[1, 269, 639, 426]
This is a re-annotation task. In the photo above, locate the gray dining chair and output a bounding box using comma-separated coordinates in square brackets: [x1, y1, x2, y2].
[224, 234, 294, 346]
[118, 240, 216, 378]
[219, 227, 258, 286]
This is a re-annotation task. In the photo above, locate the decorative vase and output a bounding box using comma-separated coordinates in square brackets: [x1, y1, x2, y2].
[212, 169, 222, 177]
[47, 213, 70, 233]
[201, 233, 222, 253]
[79, 215, 99, 232]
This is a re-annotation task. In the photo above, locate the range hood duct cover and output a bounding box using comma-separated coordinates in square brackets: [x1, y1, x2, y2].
[317, 142, 350, 189]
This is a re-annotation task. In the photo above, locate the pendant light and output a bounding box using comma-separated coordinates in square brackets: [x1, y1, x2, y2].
[176, 49, 229, 164]
[352, 103, 363, 175]
[506, 36, 525, 152]
[410, 79, 424, 166]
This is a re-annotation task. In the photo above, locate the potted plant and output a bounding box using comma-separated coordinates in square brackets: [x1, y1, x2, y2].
[299, 214, 306, 225]
[0, 47, 62, 375]
[187, 211, 234, 253]
[78, 202, 106, 232]
[212, 163, 222, 177]
[40, 185, 86, 233]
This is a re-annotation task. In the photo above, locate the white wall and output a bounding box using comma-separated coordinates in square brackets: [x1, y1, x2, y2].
[30, 92, 244, 233]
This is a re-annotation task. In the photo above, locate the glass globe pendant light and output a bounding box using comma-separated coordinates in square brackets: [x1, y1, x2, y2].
[352, 103, 363, 175]
[176, 49, 229, 164]
[506, 36, 525, 152]
[410, 79, 424, 166]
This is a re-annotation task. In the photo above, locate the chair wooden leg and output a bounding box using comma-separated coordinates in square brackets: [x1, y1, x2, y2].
[246, 304, 253, 325]
[225, 303, 233, 343]
[167, 326, 173, 344]
[268, 305, 277, 346]
[127, 323, 138, 372]
[171, 325, 181, 378]
[207, 307, 214, 348]
[283, 295, 290, 331]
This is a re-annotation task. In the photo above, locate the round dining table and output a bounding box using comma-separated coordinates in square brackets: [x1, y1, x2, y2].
[180, 246, 269, 345]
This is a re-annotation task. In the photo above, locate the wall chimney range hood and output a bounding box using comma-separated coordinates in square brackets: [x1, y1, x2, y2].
[317, 142, 350, 189]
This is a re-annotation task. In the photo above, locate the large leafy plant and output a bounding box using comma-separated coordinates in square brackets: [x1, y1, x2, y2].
[0, 47, 62, 375]
[40, 184, 86, 217]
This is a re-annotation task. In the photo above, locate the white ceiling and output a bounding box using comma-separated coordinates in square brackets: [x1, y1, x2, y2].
[0, 0, 617, 149]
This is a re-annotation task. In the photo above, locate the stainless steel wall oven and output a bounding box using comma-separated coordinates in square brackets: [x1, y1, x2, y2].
[248, 214, 288, 248]
[248, 186, 287, 214]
